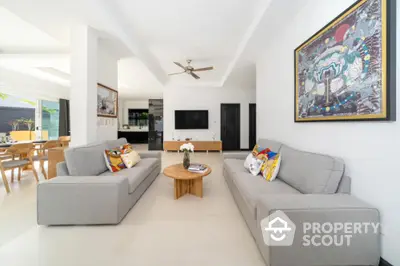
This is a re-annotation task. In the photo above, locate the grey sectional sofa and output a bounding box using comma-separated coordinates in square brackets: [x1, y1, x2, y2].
[224, 139, 380, 266]
[37, 138, 161, 225]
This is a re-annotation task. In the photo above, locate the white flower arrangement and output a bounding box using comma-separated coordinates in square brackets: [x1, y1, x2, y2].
[180, 143, 194, 152]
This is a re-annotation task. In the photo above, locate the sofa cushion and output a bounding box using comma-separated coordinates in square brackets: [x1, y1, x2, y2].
[64, 142, 108, 176]
[257, 139, 283, 152]
[99, 158, 159, 193]
[106, 138, 128, 149]
[278, 145, 345, 194]
[232, 172, 300, 220]
[224, 159, 249, 175]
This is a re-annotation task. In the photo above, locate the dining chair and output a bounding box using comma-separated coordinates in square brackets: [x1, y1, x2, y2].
[32, 140, 59, 180]
[58, 136, 71, 148]
[0, 143, 39, 193]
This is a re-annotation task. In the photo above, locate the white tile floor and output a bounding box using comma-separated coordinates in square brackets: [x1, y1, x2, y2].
[0, 147, 265, 266]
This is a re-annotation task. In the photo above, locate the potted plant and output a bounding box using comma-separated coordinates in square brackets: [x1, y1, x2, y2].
[180, 143, 194, 169]
[23, 119, 35, 140]
[8, 120, 19, 131]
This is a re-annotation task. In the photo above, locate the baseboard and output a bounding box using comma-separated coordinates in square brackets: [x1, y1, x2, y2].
[240, 149, 251, 151]
[380, 258, 393, 266]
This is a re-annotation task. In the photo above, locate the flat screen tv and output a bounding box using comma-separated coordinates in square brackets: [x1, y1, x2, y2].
[175, 110, 208, 130]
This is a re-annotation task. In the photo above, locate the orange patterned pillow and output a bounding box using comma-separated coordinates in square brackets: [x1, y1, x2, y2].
[104, 148, 126, 172]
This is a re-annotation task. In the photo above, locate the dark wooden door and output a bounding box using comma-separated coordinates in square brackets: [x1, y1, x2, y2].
[148, 99, 163, 150]
[221, 104, 240, 151]
[249, 103, 256, 149]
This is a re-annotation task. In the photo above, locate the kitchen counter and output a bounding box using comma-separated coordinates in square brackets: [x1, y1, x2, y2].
[119, 126, 148, 132]
[118, 130, 148, 144]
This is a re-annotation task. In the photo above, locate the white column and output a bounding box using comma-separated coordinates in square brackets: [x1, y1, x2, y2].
[70, 25, 98, 147]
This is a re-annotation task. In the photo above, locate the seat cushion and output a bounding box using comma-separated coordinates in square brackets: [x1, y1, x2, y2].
[32, 155, 48, 161]
[2, 159, 30, 168]
[64, 142, 108, 176]
[99, 158, 159, 193]
[232, 172, 300, 220]
[224, 159, 249, 176]
[278, 145, 345, 194]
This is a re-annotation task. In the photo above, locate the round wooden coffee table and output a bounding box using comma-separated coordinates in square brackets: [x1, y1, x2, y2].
[164, 164, 212, 199]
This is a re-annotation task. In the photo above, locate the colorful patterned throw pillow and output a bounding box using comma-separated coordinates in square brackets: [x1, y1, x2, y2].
[121, 150, 141, 168]
[104, 148, 126, 173]
[262, 154, 282, 182]
[244, 153, 253, 170]
[248, 156, 265, 176]
[120, 144, 134, 154]
[260, 150, 278, 172]
[252, 144, 271, 159]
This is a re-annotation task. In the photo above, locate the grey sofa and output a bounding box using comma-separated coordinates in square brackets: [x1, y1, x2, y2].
[224, 139, 380, 266]
[37, 138, 161, 225]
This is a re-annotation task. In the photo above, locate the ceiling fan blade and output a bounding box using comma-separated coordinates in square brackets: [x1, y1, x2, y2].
[190, 72, 200, 79]
[174, 62, 186, 70]
[193, 66, 214, 72]
[168, 71, 185, 76]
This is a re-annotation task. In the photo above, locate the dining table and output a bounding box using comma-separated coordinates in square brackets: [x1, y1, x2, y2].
[0, 140, 48, 151]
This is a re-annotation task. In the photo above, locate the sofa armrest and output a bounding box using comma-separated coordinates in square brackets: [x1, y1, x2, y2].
[37, 176, 129, 225]
[56, 162, 69, 176]
[223, 152, 248, 160]
[138, 151, 162, 160]
[256, 194, 380, 266]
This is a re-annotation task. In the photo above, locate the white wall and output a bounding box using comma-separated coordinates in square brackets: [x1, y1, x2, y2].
[97, 43, 119, 141]
[164, 64, 256, 149]
[256, 0, 399, 264]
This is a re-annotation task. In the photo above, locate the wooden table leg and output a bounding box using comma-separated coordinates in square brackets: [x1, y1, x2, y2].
[174, 178, 203, 199]
[174, 179, 185, 200]
[189, 177, 203, 198]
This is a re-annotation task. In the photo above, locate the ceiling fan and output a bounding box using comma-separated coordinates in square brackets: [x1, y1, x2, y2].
[168, 59, 214, 79]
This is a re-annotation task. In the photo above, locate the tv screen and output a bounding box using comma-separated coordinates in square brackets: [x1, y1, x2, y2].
[175, 110, 209, 129]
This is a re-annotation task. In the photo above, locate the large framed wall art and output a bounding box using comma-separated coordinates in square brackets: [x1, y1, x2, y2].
[97, 83, 118, 118]
[294, 0, 396, 122]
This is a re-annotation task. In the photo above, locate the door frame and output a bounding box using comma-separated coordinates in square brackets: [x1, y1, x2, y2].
[249, 103, 256, 150]
[220, 103, 241, 151]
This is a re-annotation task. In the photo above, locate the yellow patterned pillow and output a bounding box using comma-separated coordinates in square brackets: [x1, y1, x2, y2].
[262, 154, 282, 182]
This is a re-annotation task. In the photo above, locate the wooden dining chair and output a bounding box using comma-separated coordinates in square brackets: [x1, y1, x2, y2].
[58, 136, 71, 148]
[32, 140, 59, 179]
[0, 143, 39, 193]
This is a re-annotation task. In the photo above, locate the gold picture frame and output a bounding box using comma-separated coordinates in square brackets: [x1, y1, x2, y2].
[294, 0, 396, 122]
[97, 83, 118, 118]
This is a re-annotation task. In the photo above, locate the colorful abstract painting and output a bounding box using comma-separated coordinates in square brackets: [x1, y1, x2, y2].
[295, 0, 396, 122]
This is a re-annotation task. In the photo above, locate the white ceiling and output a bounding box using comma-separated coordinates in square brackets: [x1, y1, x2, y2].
[0, 0, 276, 99]
[0, 7, 64, 51]
[0, 6, 70, 89]
[115, 0, 263, 85]
[118, 57, 164, 100]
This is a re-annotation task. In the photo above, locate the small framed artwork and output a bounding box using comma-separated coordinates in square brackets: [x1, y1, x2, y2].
[294, 0, 396, 122]
[97, 83, 118, 118]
